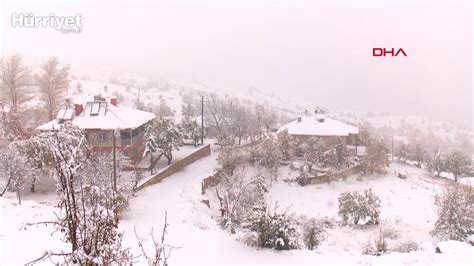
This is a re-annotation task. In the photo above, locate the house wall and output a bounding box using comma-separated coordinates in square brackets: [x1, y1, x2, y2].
[87, 128, 146, 162]
[291, 134, 347, 149]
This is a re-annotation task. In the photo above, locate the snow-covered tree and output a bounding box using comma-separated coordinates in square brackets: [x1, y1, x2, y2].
[25, 128, 132, 265]
[13, 121, 89, 191]
[338, 189, 381, 225]
[204, 93, 278, 144]
[276, 129, 295, 160]
[154, 97, 175, 119]
[216, 171, 267, 232]
[143, 124, 159, 174]
[0, 144, 36, 203]
[332, 137, 348, 170]
[302, 137, 325, 172]
[181, 119, 202, 146]
[0, 54, 33, 113]
[37, 57, 70, 120]
[1, 109, 24, 141]
[251, 137, 283, 175]
[395, 142, 410, 163]
[217, 148, 246, 176]
[445, 149, 469, 182]
[144, 118, 183, 165]
[406, 130, 427, 168]
[432, 185, 473, 242]
[426, 148, 446, 177]
[360, 138, 389, 175]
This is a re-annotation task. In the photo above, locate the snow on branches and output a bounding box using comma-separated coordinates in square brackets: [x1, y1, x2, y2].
[432, 185, 474, 242]
[0, 144, 37, 203]
[143, 118, 183, 165]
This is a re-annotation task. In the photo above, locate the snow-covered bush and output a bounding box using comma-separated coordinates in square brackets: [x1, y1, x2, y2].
[381, 227, 400, 240]
[432, 185, 473, 242]
[302, 218, 325, 250]
[338, 189, 381, 225]
[362, 230, 388, 256]
[216, 169, 267, 232]
[445, 149, 470, 182]
[249, 137, 283, 175]
[0, 144, 37, 203]
[391, 240, 419, 253]
[246, 205, 299, 250]
[217, 149, 247, 176]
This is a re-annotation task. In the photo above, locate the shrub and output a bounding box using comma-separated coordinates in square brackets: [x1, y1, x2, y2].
[362, 230, 388, 256]
[338, 189, 381, 225]
[302, 219, 325, 250]
[391, 240, 419, 253]
[431, 185, 474, 242]
[381, 228, 400, 240]
[247, 205, 299, 250]
[217, 149, 246, 175]
[216, 171, 267, 232]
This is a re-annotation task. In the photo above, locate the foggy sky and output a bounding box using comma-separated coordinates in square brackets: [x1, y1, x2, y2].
[1, 0, 472, 129]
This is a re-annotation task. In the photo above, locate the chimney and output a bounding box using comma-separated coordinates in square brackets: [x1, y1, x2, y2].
[74, 104, 83, 116]
[316, 113, 325, 122]
[65, 97, 71, 106]
[297, 116, 302, 123]
[110, 96, 118, 106]
[93, 94, 103, 102]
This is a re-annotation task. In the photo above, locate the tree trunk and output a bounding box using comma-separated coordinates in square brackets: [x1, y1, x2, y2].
[0, 177, 12, 197]
[30, 177, 36, 192]
[16, 187, 21, 205]
[150, 152, 154, 175]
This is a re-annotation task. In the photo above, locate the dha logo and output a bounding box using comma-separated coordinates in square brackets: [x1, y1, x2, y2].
[373, 48, 407, 57]
[11, 13, 82, 33]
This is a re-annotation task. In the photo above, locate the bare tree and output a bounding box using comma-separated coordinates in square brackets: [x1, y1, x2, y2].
[134, 212, 177, 266]
[38, 57, 70, 120]
[0, 54, 32, 112]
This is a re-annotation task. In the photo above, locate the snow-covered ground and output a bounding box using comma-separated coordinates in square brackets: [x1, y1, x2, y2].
[1, 155, 473, 265]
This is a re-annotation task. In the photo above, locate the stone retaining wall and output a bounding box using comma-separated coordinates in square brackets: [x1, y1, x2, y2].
[135, 144, 211, 190]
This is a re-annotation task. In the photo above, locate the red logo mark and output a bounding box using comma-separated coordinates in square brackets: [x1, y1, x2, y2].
[373, 48, 407, 57]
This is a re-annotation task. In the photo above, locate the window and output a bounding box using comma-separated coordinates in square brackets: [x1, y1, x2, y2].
[121, 131, 131, 145]
[132, 128, 139, 138]
[97, 132, 108, 141]
[90, 102, 100, 116]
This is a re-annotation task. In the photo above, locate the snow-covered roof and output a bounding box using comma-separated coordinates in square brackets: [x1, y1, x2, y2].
[280, 116, 359, 136]
[36, 100, 155, 131]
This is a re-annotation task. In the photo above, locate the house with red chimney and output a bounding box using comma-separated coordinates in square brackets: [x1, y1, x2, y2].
[36, 95, 155, 161]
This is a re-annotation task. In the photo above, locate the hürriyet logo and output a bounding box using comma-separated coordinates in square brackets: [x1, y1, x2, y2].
[11, 13, 82, 33]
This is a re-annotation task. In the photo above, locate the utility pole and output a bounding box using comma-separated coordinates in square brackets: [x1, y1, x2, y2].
[201, 95, 204, 145]
[113, 129, 118, 192]
[391, 136, 394, 162]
